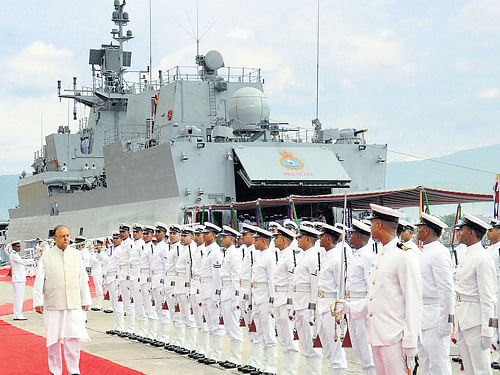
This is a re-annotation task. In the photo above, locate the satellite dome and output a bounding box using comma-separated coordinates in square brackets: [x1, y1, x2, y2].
[228, 87, 270, 130]
[204, 50, 224, 71]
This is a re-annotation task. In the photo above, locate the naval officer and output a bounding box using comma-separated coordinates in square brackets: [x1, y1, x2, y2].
[9, 241, 27, 320]
[151, 223, 169, 346]
[487, 219, 500, 369]
[103, 231, 124, 335]
[336, 204, 422, 375]
[398, 220, 418, 252]
[140, 225, 157, 344]
[90, 239, 104, 311]
[455, 214, 497, 375]
[346, 219, 375, 375]
[117, 224, 135, 336]
[415, 213, 454, 375]
[129, 224, 146, 339]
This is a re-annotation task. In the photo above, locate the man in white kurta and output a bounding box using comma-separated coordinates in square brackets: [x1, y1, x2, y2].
[9, 241, 27, 320]
[33, 225, 91, 375]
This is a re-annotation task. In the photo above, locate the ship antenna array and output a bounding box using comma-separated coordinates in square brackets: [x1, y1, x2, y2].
[111, 0, 134, 89]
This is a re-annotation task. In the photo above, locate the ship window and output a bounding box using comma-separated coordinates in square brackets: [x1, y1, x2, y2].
[49, 202, 59, 216]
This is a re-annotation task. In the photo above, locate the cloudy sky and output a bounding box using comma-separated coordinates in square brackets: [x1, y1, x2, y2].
[0, 0, 499, 175]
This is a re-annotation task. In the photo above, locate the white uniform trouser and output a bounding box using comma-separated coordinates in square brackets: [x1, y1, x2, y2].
[47, 338, 80, 375]
[348, 316, 375, 370]
[105, 280, 123, 316]
[92, 273, 103, 296]
[456, 325, 493, 375]
[153, 286, 169, 324]
[295, 308, 321, 358]
[371, 340, 406, 375]
[164, 282, 181, 327]
[140, 281, 156, 319]
[190, 293, 203, 329]
[12, 282, 25, 319]
[418, 326, 451, 375]
[221, 299, 243, 342]
[274, 304, 298, 352]
[177, 293, 196, 328]
[241, 294, 260, 344]
[132, 277, 145, 320]
[252, 303, 277, 347]
[118, 279, 134, 316]
[202, 299, 224, 337]
[317, 311, 347, 369]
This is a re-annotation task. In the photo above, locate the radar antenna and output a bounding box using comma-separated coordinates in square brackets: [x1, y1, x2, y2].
[111, 0, 134, 90]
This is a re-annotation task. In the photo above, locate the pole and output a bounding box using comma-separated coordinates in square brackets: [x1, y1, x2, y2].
[149, 0, 153, 87]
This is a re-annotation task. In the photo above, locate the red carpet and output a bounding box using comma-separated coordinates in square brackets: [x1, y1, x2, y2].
[0, 320, 145, 375]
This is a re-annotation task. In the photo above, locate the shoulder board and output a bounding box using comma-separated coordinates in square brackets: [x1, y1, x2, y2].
[397, 242, 409, 251]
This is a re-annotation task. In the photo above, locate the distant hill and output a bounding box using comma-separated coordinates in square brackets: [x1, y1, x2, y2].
[0, 175, 18, 221]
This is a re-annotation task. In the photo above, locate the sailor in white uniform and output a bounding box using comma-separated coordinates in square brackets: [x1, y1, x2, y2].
[218, 225, 243, 369]
[117, 224, 135, 337]
[140, 225, 158, 344]
[398, 220, 419, 252]
[293, 225, 323, 375]
[90, 239, 104, 311]
[129, 224, 146, 339]
[455, 214, 497, 375]
[251, 226, 278, 375]
[487, 219, 500, 369]
[336, 204, 422, 375]
[415, 213, 454, 375]
[151, 223, 169, 346]
[273, 225, 299, 375]
[283, 219, 299, 252]
[198, 222, 224, 365]
[346, 219, 375, 374]
[238, 224, 264, 374]
[317, 224, 347, 375]
[9, 241, 27, 320]
[103, 231, 124, 335]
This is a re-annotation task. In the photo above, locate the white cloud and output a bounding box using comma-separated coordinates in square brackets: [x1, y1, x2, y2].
[453, 0, 500, 34]
[227, 28, 253, 41]
[0, 41, 75, 92]
[479, 88, 500, 99]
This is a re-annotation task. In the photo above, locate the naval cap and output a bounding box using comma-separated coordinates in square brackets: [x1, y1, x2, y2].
[455, 219, 465, 231]
[203, 222, 222, 234]
[11, 240, 21, 248]
[132, 223, 144, 232]
[298, 225, 322, 239]
[181, 226, 195, 235]
[334, 223, 352, 232]
[368, 203, 404, 223]
[95, 238, 104, 245]
[74, 236, 87, 244]
[169, 224, 183, 234]
[112, 230, 120, 239]
[143, 225, 155, 233]
[240, 223, 257, 234]
[350, 219, 371, 236]
[416, 212, 448, 235]
[267, 221, 279, 231]
[460, 213, 491, 234]
[194, 224, 205, 234]
[220, 225, 240, 237]
[253, 227, 274, 239]
[300, 221, 315, 229]
[274, 225, 296, 240]
[119, 223, 131, 232]
[283, 219, 298, 231]
[398, 219, 416, 232]
[155, 222, 168, 232]
[490, 218, 500, 229]
[321, 223, 343, 238]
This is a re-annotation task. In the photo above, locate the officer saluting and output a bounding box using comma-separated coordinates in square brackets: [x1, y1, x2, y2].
[455, 214, 497, 375]
[336, 204, 422, 375]
[415, 213, 454, 375]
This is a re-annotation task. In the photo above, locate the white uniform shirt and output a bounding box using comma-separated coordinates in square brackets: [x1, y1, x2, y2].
[486, 241, 500, 288]
[350, 238, 422, 348]
[174, 242, 192, 294]
[251, 247, 276, 305]
[100, 245, 120, 284]
[419, 240, 454, 331]
[317, 249, 341, 314]
[199, 241, 222, 302]
[190, 242, 202, 295]
[164, 241, 180, 275]
[273, 244, 296, 307]
[346, 243, 375, 297]
[220, 245, 242, 302]
[151, 240, 167, 274]
[118, 237, 133, 280]
[293, 246, 320, 311]
[130, 238, 145, 276]
[80, 247, 91, 268]
[139, 241, 153, 284]
[455, 241, 497, 337]
[10, 251, 26, 282]
[240, 244, 257, 285]
[90, 252, 103, 276]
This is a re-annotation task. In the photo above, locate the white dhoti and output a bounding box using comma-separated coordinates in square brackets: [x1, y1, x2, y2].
[43, 309, 90, 347]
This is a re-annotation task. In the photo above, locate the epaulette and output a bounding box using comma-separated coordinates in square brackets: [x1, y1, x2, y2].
[397, 242, 409, 251]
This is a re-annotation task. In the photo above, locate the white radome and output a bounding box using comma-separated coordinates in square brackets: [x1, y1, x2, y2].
[228, 87, 270, 126]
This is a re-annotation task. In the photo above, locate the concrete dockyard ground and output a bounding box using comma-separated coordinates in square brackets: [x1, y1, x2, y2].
[0, 281, 472, 374]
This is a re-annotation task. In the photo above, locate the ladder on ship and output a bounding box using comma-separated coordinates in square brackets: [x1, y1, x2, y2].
[208, 82, 217, 118]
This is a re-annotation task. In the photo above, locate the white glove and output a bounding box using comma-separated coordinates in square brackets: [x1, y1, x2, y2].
[334, 299, 350, 315]
[481, 336, 493, 350]
[403, 347, 417, 370]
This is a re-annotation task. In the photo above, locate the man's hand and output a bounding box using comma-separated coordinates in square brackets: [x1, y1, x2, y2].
[82, 305, 89, 311]
[334, 299, 350, 315]
[403, 347, 417, 370]
[481, 336, 493, 350]
[35, 306, 44, 314]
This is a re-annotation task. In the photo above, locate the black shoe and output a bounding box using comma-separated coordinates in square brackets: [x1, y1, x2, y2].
[192, 353, 205, 359]
[452, 357, 462, 363]
[143, 338, 153, 344]
[239, 365, 256, 373]
[103, 309, 113, 314]
[105, 329, 115, 335]
[91, 307, 101, 311]
[177, 347, 190, 355]
[117, 331, 127, 337]
[225, 362, 238, 369]
[188, 351, 198, 358]
[250, 371, 262, 375]
[168, 345, 179, 352]
[203, 358, 216, 365]
[13, 318, 27, 321]
[492, 362, 500, 369]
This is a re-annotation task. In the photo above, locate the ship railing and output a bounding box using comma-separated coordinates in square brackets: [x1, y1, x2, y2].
[103, 125, 149, 150]
[160, 66, 261, 85]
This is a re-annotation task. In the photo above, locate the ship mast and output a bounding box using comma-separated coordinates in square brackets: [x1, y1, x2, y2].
[111, 0, 133, 91]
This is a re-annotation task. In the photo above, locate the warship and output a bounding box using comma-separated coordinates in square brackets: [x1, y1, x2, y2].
[8, 0, 387, 240]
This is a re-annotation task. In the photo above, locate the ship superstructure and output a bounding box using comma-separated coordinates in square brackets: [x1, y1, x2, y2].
[8, 1, 387, 240]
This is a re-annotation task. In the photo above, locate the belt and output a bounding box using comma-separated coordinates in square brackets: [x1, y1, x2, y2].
[240, 279, 251, 287]
[293, 284, 311, 293]
[318, 291, 337, 299]
[165, 271, 176, 277]
[140, 270, 150, 275]
[423, 297, 439, 305]
[252, 282, 268, 289]
[176, 272, 187, 277]
[151, 269, 164, 275]
[275, 285, 288, 292]
[192, 276, 201, 281]
[222, 279, 233, 287]
[119, 265, 128, 270]
[455, 292, 480, 303]
[201, 277, 213, 283]
[107, 271, 117, 276]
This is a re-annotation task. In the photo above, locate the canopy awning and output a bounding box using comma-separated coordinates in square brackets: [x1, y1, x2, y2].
[233, 145, 351, 188]
[186, 186, 493, 211]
